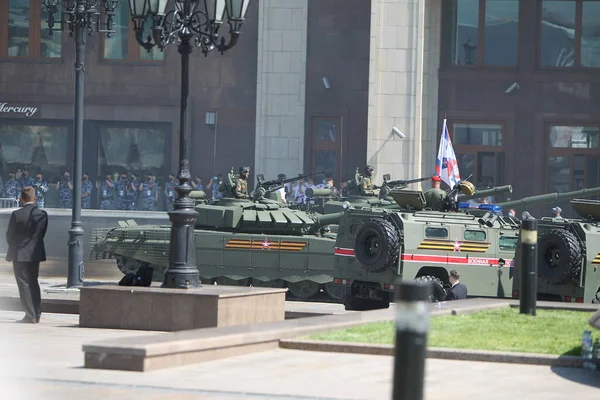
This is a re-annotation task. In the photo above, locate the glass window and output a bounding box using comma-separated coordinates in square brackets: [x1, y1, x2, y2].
[484, 0, 519, 66]
[139, 19, 164, 61]
[425, 227, 448, 239]
[549, 126, 599, 148]
[0, 124, 69, 180]
[98, 127, 166, 177]
[451, 0, 479, 65]
[40, 3, 62, 58]
[499, 236, 518, 251]
[453, 123, 502, 146]
[7, 0, 29, 57]
[316, 119, 337, 142]
[103, 1, 129, 60]
[457, 153, 474, 180]
[540, 0, 576, 67]
[547, 156, 571, 193]
[581, 2, 600, 67]
[464, 230, 486, 241]
[314, 150, 335, 182]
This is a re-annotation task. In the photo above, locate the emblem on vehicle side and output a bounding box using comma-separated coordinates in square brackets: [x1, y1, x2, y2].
[417, 239, 490, 253]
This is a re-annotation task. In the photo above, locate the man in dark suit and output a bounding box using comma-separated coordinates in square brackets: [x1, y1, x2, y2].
[445, 269, 467, 301]
[6, 186, 48, 323]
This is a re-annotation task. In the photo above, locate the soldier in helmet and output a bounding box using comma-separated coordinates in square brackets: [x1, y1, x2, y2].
[234, 167, 250, 199]
[424, 175, 446, 211]
[359, 165, 376, 196]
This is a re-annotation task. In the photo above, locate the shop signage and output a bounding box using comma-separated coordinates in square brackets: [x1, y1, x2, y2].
[0, 102, 39, 117]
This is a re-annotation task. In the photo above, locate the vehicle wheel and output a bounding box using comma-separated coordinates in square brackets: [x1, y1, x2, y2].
[323, 282, 346, 301]
[216, 277, 251, 286]
[415, 275, 447, 302]
[251, 279, 286, 288]
[538, 229, 582, 284]
[354, 218, 400, 273]
[287, 280, 320, 299]
[115, 256, 144, 274]
[592, 290, 600, 304]
[343, 296, 389, 311]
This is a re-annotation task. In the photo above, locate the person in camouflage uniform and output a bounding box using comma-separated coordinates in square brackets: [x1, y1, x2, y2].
[234, 167, 250, 199]
[98, 172, 115, 210]
[19, 168, 34, 189]
[139, 172, 159, 211]
[55, 170, 73, 208]
[115, 173, 130, 210]
[4, 172, 20, 200]
[359, 165, 376, 196]
[164, 173, 178, 211]
[81, 173, 93, 209]
[32, 172, 49, 208]
[424, 175, 446, 211]
[126, 173, 139, 210]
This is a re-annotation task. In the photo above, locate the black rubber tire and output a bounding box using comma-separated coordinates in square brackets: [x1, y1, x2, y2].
[354, 219, 400, 273]
[415, 275, 447, 302]
[343, 296, 390, 311]
[537, 229, 582, 284]
[592, 290, 600, 304]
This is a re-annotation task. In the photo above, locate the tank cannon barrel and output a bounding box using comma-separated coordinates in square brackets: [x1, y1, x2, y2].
[313, 211, 344, 227]
[190, 190, 207, 199]
[498, 186, 600, 208]
[306, 188, 333, 198]
[458, 185, 513, 200]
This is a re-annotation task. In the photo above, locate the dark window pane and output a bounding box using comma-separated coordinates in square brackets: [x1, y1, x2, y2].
[41, 4, 62, 58]
[540, 0, 576, 67]
[464, 230, 486, 241]
[573, 154, 585, 190]
[451, 0, 479, 65]
[585, 156, 600, 188]
[484, 0, 519, 66]
[98, 127, 166, 176]
[8, 0, 29, 57]
[457, 153, 474, 181]
[314, 150, 335, 181]
[549, 126, 600, 148]
[103, 2, 129, 59]
[547, 156, 571, 192]
[453, 123, 502, 145]
[315, 120, 337, 142]
[0, 125, 69, 179]
[581, 2, 600, 67]
[425, 227, 448, 239]
[499, 236, 518, 251]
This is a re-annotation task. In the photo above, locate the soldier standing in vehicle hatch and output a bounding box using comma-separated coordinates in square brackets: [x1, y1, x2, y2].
[98, 172, 115, 210]
[140, 172, 159, 211]
[359, 165, 376, 196]
[424, 175, 446, 211]
[234, 167, 250, 199]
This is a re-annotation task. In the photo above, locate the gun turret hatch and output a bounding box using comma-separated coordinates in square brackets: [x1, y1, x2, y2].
[389, 190, 426, 210]
[571, 198, 600, 221]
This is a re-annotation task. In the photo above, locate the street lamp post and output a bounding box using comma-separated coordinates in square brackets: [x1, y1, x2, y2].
[128, 0, 251, 289]
[42, 0, 119, 288]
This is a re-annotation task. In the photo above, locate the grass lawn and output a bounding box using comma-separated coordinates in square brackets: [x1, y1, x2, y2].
[309, 308, 594, 355]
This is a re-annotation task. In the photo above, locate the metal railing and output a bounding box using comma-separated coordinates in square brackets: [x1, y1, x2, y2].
[0, 198, 18, 208]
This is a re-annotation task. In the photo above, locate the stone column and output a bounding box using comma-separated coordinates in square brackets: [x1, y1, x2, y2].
[254, 0, 308, 180]
[367, 0, 441, 187]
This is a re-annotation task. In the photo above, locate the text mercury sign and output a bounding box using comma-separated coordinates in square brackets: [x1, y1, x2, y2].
[0, 102, 39, 117]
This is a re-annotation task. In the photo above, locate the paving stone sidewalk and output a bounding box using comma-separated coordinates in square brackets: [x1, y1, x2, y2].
[0, 310, 598, 400]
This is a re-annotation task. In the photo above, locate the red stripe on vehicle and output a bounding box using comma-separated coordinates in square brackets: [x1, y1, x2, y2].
[334, 247, 355, 257]
[401, 253, 513, 267]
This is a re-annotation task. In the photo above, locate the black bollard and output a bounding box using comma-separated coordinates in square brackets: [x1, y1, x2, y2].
[519, 219, 538, 316]
[393, 281, 431, 400]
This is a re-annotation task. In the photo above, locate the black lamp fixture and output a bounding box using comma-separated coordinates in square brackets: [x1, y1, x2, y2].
[42, 0, 120, 289]
[127, 0, 251, 289]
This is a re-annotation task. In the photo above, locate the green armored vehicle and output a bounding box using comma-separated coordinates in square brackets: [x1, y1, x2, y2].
[513, 198, 600, 304]
[332, 185, 600, 310]
[92, 169, 345, 301]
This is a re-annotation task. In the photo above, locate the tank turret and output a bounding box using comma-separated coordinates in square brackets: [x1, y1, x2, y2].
[458, 185, 513, 200]
[497, 186, 600, 208]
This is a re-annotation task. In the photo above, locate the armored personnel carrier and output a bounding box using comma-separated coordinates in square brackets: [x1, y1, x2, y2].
[91, 170, 345, 301]
[332, 185, 600, 310]
[512, 198, 600, 304]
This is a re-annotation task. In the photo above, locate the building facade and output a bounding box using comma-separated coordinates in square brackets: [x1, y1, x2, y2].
[1, 0, 600, 215]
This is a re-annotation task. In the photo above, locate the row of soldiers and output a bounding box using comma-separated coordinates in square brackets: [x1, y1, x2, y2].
[0, 169, 195, 211]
